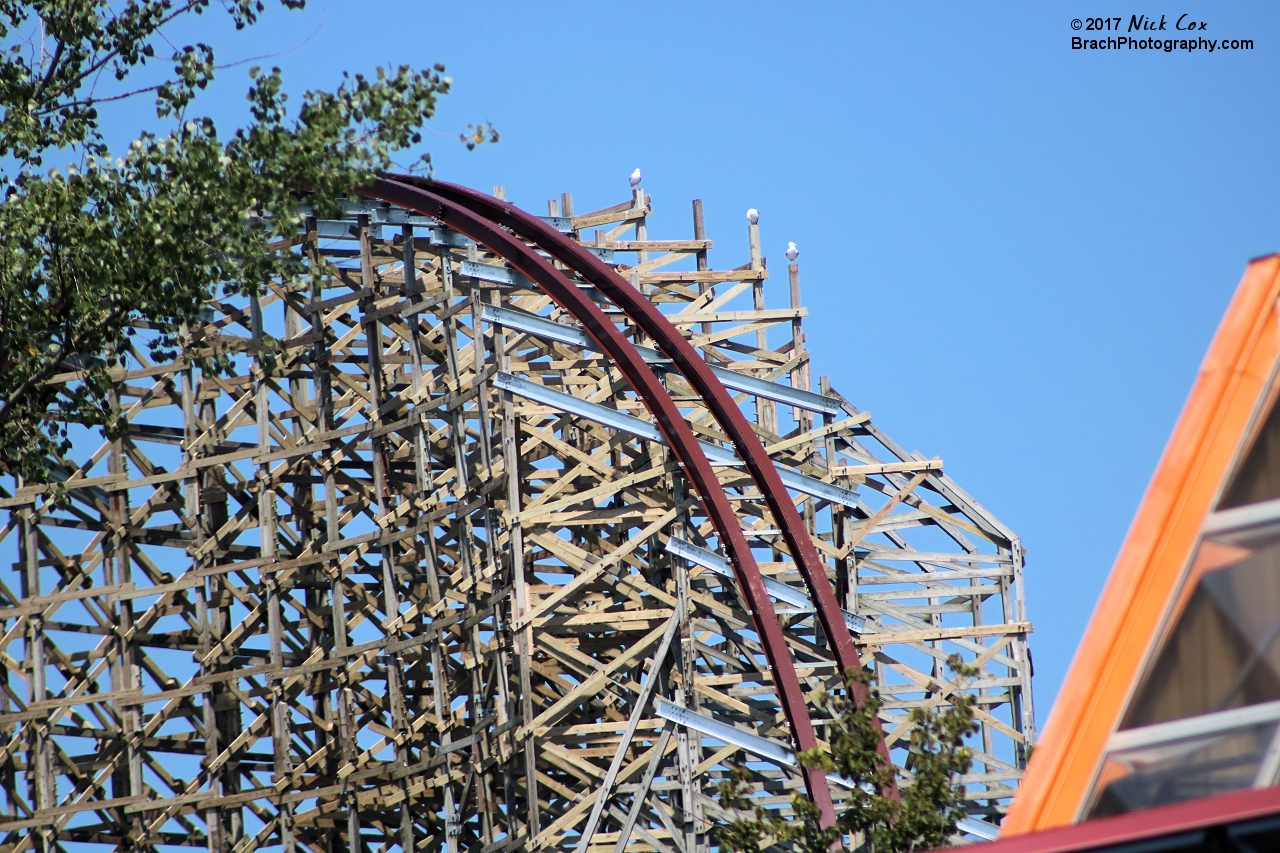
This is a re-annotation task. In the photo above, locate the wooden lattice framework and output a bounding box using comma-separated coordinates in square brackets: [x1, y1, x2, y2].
[0, 180, 1035, 853]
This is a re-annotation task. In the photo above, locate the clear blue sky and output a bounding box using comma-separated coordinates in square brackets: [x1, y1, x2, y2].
[118, 2, 1280, 731]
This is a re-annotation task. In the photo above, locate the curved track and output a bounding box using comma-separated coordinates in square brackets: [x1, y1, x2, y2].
[408, 177, 897, 785]
[367, 177, 838, 822]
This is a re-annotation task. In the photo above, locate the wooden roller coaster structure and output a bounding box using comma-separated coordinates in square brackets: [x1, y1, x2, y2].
[0, 176, 1035, 853]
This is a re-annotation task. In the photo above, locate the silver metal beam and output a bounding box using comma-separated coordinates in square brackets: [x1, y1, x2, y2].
[771, 465, 860, 510]
[537, 215, 574, 233]
[653, 701, 1000, 841]
[462, 260, 532, 288]
[479, 303, 840, 415]
[491, 372, 663, 443]
[655, 699, 797, 767]
[707, 366, 842, 416]
[296, 200, 439, 227]
[488, 369, 860, 508]
[483, 304, 591, 349]
[665, 536, 865, 634]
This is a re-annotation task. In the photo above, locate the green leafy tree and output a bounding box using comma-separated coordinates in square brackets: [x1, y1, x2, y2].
[716, 656, 978, 853]
[0, 0, 496, 486]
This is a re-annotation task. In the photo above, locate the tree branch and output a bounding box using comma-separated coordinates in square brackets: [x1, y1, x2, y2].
[30, 36, 65, 106]
[0, 306, 124, 425]
[49, 22, 324, 115]
[32, 1, 201, 110]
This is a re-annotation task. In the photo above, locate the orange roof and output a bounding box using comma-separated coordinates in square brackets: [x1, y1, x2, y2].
[1003, 254, 1280, 834]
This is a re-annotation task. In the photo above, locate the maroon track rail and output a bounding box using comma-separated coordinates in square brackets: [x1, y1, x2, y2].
[366, 178, 838, 823]
[406, 176, 897, 792]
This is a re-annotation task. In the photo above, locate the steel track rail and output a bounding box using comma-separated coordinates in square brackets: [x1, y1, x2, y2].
[400, 175, 898, 794]
[365, 178, 839, 825]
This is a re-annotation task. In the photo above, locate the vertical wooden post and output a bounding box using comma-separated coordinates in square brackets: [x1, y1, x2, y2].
[635, 187, 650, 304]
[305, 218, 342, 853]
[441, 262, 497, 850]
[492, 284, 541, 838]
[634, 187, 648, 266]
[0, 560, 9, 818]
[363, 214, 416, 853]
[197, 312, 242, 845]
[1010, 541, 1037, 758]
[400, 221, 427, 850]
[789, 263, 818, 573]
[693, 199, 712, 339]
[671, 471, 702, 853]
[108, 381, 143, 847]
[0, 555, 9, 819]
[750, 221, 776, 434]
[472, 282, 514, 841]
[20, 497, 51, 853]
[788, 262, 811, 434]
[252, 289, 296, 853]
[334, 214, 377, 853]
[435, 247, 465, 850]
[192, 308, 232, 845]
[285, 277, 312, 845]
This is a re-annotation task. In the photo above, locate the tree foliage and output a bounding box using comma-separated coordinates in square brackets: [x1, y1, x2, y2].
[716, 657, 978, 853]
[0, 0, 493, 485]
